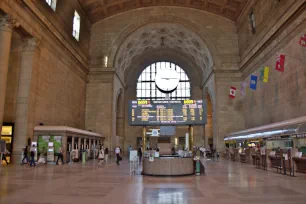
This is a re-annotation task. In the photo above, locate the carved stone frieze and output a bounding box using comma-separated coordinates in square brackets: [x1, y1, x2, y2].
[22, 38, 41, 52]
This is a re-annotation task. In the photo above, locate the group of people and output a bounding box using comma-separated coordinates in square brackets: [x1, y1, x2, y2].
[21, 144, 38, 166]
[21, 144, 65, 166]
[3, 144, 146, 166]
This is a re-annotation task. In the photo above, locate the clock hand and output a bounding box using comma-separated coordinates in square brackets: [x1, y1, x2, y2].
[161, 77, 177, 80]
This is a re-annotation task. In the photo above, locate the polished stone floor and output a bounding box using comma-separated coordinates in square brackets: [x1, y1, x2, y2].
[1, 158, 306, 204]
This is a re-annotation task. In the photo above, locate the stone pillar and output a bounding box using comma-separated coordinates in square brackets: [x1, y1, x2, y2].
[89, 139, 92, 150]
[12, 38, 40, 162]
[84, 138, 87, 149]
[189, 126, 194, 151]
[0, 16, 15, 132]
[72, 137, 75, 150]
[142, 126, 146, 151]
[78, 138, 81, 150]
[62, 135, 67, 163]
[214, 72, 244, 152]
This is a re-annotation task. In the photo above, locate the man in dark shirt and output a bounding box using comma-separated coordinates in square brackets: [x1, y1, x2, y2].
[21, 146, 28, 164]
[56, 146, 65, 165]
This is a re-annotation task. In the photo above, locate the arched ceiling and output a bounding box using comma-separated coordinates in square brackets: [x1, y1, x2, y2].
[79, 0, 249, 23]
[114, 23, 213, 78]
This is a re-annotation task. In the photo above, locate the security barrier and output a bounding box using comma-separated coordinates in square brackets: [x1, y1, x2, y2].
[130, 156, 139, 175]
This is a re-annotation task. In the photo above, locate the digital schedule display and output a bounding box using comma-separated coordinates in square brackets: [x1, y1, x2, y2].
[128, 100, 207, 126]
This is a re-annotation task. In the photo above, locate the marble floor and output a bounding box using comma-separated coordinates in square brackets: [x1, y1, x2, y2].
[1, 158, 306, 204]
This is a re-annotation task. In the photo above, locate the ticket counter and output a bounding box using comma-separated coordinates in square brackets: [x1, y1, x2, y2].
[33, 126, 103, 163]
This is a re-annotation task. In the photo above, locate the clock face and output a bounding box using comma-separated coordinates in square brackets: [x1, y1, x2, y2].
[155, 69, 180, 93]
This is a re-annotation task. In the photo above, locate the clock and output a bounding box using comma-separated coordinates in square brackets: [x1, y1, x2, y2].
[155, 68, 180, 93]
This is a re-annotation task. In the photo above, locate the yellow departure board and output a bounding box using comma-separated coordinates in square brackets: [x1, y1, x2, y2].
[128, 100, 206, 126]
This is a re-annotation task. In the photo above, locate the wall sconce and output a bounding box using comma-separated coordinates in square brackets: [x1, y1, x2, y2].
[104, 56, 108, 68]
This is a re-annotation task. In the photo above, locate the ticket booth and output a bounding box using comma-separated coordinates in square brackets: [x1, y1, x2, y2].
[1, 123, 14, 163]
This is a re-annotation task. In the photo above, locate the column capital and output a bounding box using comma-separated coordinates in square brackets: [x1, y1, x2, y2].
[22, 38, 40, 52]
[0, 15, 19, 32]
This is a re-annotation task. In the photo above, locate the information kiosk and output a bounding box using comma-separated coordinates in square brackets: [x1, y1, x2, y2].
[47, 142, 54, 163]
[128, 99, 207, 176]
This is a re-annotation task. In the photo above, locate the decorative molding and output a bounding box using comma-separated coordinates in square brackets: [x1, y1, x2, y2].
[0, 15, 19, 31]
[22, 38, 40, 52]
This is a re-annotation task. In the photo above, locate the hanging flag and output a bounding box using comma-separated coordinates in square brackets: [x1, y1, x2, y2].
[250, 75, 258, 90]
[299, 34, 306, 47]
[229, 86, 236, 99]
[259, 66, 264, 82]
[263, 66, 270, 82]
[240, 81, 246, 96]
[275, 54, 285, 72]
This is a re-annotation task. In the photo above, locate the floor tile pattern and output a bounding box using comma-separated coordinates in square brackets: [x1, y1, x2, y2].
[1, 158, 306, 204]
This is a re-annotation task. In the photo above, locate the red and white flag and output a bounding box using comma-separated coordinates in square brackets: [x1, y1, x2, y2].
[299, 34, 306, 47]
[275, 53, 285, 72]
[229, 86, 236, 99]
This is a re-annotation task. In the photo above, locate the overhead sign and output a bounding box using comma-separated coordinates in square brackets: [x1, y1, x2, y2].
[128, 100, 207, 126]
[151, 129, 159, 136]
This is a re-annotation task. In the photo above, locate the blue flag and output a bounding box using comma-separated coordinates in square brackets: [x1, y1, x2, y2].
[250, 75, 258, 90]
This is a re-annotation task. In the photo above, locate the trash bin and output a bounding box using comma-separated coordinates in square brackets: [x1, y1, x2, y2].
[82, 151, 86, 164]
[196, 160, 201, 176]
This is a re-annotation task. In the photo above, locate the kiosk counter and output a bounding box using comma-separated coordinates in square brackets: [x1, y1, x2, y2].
[143, 153, 194, 176]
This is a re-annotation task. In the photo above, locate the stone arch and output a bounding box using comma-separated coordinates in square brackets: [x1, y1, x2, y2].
[107, 14, 221, 77]
[114, 88, 125, 151]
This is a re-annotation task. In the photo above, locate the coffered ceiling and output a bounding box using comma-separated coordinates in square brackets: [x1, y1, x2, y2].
[79, 0, 249, 23]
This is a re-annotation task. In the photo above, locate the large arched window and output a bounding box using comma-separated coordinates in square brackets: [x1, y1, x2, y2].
[137, 62, 191, 100]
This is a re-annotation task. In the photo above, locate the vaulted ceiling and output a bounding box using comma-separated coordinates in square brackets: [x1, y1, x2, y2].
[79, 0, 249, 23]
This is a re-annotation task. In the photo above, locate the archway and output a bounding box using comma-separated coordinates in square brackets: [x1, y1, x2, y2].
[110, 22, 218, 151]
[112, 22, 214, 81]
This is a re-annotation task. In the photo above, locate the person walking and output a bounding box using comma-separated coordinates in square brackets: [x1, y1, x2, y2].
[56, 146, 64, 165]
[115, 146, 121, 165]
[21, 146, 29, 164]
[2, 148, 10, 165]
[104, 147, 109, 162]
[98, 147, 105, 165]
[30, 145, 36, 167]
[138, 146, 143, 164]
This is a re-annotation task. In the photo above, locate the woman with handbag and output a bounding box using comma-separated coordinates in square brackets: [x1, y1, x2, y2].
[98, 147, 105, 165]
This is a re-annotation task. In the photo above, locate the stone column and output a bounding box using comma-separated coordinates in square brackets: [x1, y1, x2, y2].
[142, 127, 146, 151]
[62, 135, 67, 163]
[12, 38, 40, 162]
[189, 126, 194, 151]
[78, 138, 81, 150]
[72, 137, 75, 150]
[0, 16, 15, 132]
[89, 139, 92, 158]
[84, 138, 87, 149]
